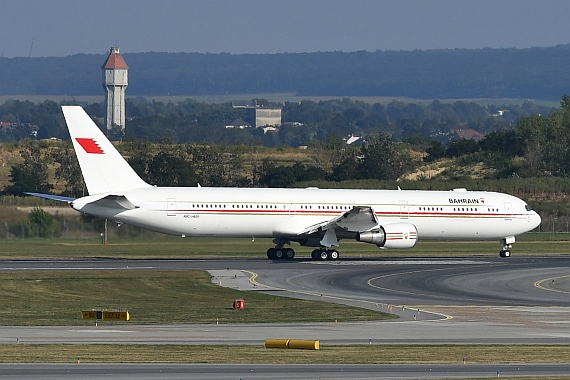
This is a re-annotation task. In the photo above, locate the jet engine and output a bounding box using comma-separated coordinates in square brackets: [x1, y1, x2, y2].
[356, 223, 418, 249]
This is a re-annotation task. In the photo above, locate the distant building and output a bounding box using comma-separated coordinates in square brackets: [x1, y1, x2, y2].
[247, 108, 282, 128]
[491, 110, 507, 117]
[102, 46, 128, 132]
[345, 134, 362, 145]
[232, 101, 282, 128]
[225, 118, 251, 129]
[452, 129, 484, 141]
[262, 126, 278, 134]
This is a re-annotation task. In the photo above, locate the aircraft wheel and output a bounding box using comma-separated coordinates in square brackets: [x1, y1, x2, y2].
[328, 250, 339, 260]
[285, 248, 295, 259]
[319, 250, 329, 261]
[499, 249, 511, 258]
[311, 249, 320, 260]
[267, 248, 276, 260]
[274, 248, 284, 259]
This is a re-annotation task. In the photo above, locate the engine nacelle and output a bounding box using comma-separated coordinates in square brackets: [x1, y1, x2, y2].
[357, 223, 418, 249]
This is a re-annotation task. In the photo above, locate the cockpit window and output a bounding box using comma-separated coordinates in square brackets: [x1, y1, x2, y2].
[525, 204, 532, 211]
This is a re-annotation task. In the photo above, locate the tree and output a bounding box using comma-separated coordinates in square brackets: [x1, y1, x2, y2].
[515, 95, 570, 177]
[51, 144, 83, 197]
[4, 140, 52, 195]
[124, 139, 154, 182]
[146, 151, 196, 187]
[328, 157, 359, 181]
[424, 141, 446, 162]
[25, 207, 60, 238]
[445, 138, 480, 158]
[189, 146, 228, 187]
[479, 129, 523, 157]
[356, 133, 411, 181]
[257, 162, 327, 188]
[258, 162, 297, 188]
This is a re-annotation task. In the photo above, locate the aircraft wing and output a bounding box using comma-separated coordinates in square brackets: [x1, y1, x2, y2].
[299, 206, 380, 235]
[271, 206, 382, 248]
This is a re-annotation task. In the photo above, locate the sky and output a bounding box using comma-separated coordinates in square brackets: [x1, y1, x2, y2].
[1, 0, 570, 58]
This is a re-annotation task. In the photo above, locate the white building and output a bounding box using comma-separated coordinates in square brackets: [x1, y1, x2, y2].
[248, 108, 282, 128]
[102, 47, 128, 132]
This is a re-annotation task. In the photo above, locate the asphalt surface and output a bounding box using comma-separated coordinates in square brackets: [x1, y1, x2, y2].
[0, 363, 569, 380]
[3, 255, 570, 307]
[251, 256, 570, 306]
[1, 256, 570, 379]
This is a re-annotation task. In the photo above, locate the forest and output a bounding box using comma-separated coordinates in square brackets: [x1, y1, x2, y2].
[1, 44, 570, 99]
[0, 97, 554, 145]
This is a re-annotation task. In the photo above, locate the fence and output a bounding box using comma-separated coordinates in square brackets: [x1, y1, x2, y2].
[2, 212, 568, 240]
[2, 217, 164, 240]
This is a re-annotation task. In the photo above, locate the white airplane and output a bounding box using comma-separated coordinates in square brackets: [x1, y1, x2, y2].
[28, 106, 541, 260]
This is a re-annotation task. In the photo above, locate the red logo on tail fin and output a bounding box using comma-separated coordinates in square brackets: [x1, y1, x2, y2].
[76, 138, 104, 154]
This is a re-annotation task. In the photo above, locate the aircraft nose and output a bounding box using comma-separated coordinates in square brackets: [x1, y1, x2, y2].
[531, 211, 541, 229]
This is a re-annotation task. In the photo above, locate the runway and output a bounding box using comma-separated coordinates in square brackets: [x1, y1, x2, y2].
[1, 256, 569, 379]
[0, 363, 569, 380]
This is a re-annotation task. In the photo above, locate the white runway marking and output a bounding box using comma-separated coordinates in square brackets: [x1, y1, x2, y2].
[68, 329, 134, 333]
[3, 267, 156, 270]
[306, 260, 490, 266]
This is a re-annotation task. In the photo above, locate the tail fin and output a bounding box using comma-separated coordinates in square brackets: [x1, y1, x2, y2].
[62, 106, 150, 195]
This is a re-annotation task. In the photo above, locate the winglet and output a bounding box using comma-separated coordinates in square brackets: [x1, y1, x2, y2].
[62, 106, 151, 195]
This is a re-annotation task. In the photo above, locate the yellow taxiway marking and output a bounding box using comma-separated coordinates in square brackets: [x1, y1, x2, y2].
[534, 275, 570, 295]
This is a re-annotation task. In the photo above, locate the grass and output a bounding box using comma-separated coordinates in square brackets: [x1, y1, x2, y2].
[0, 344, 569, 364]
[0, 233, 569, 259]
[0, 270, 395, 326]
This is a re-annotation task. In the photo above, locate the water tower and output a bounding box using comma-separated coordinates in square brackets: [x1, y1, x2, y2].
[102, 46, 128, 132]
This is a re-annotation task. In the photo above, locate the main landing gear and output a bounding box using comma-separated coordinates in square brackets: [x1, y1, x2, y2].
[311, 248, 340, 261]
[266, 246, 340, 261]
[267, 247, 295, 260]
[499, 236, 515, 258]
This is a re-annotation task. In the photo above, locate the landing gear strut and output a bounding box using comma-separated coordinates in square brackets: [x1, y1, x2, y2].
[499, 236, 515, 258]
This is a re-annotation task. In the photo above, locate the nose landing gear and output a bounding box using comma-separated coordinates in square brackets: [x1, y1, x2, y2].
[499, 236, 515, 258]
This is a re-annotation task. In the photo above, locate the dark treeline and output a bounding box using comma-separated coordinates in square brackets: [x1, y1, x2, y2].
[0, 97, 554, 145]
[3, 96, 570, 194]
[1, 45, 570, 99]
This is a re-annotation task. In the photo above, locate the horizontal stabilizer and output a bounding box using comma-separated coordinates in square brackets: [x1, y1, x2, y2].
[24, 192, 76, 203]
[88, 194, 137, 211]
